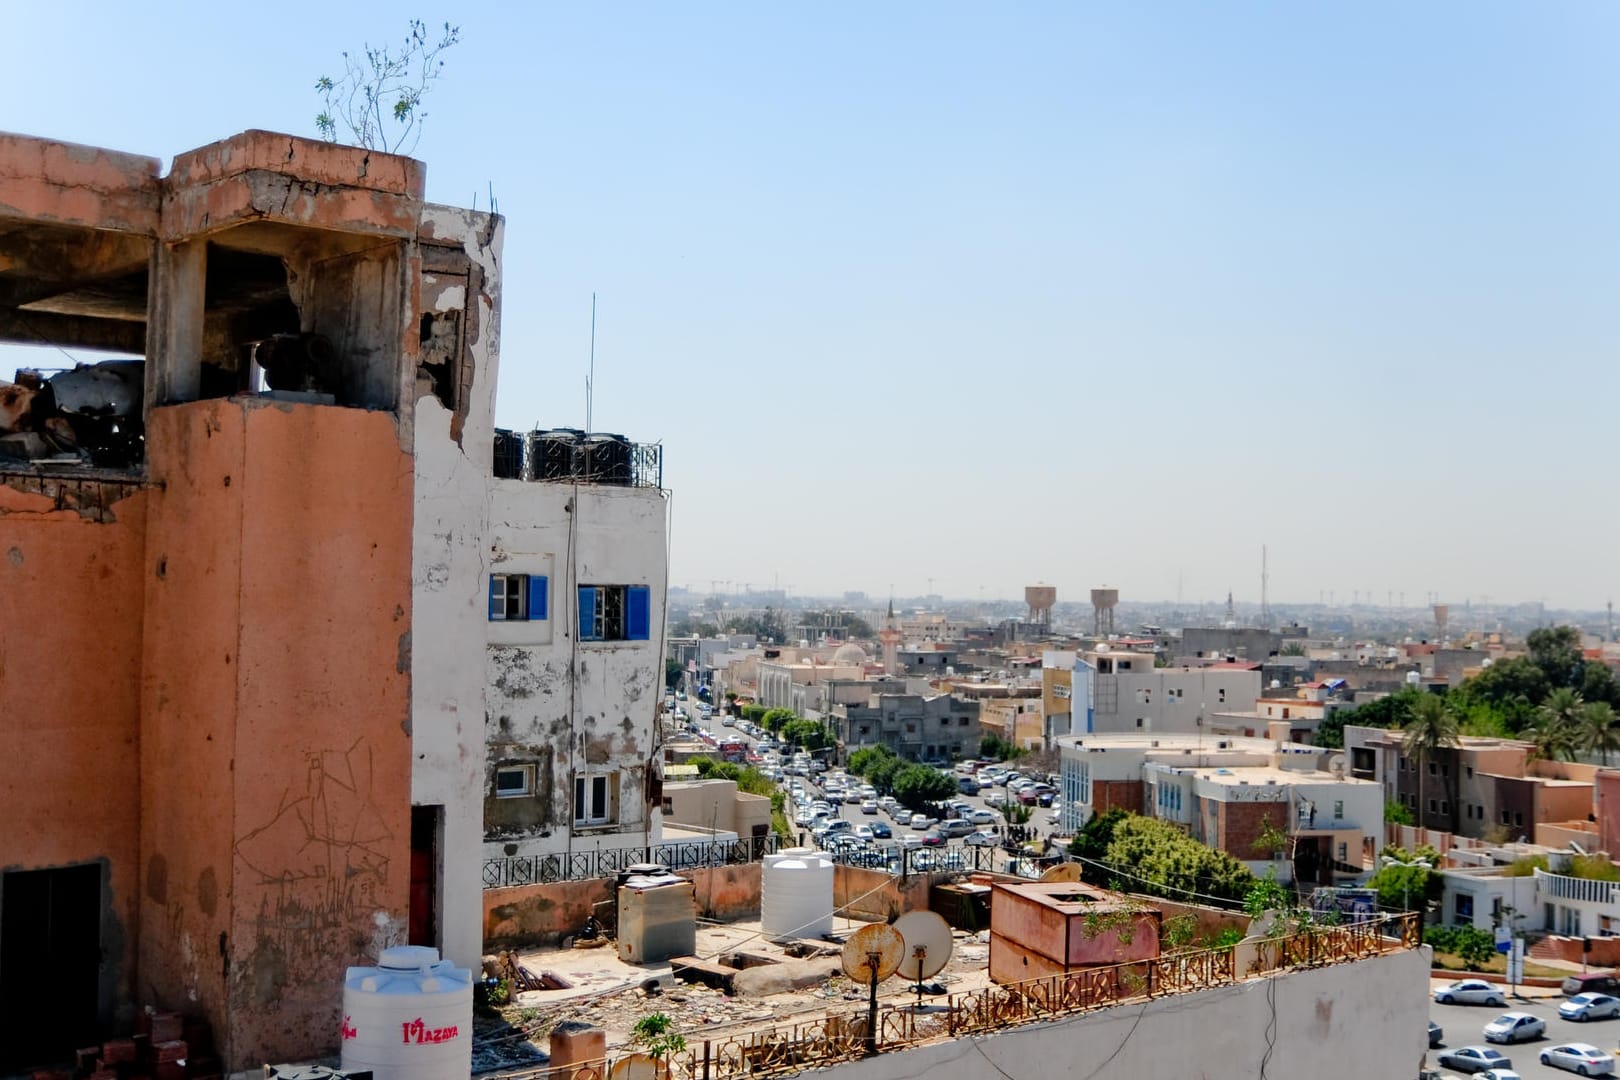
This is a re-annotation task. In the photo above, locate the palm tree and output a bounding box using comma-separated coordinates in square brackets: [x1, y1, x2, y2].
[1579, 701, 1620, 765]
[1529, 687, 1585, 762]
[1402, 694, 1460, 828]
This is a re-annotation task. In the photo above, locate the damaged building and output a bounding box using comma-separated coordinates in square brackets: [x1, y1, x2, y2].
[0, 128, 668, 1073]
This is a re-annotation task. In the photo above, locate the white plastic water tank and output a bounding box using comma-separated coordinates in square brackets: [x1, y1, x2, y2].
[341, 945, 472, 1080]
[762, 847, 834, 939]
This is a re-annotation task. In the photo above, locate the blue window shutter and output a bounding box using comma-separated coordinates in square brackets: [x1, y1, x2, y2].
[488, 575, 502, 620]
[626, 586, 651, 641]
[528, 575, 548, 621]
[578, 587, 596, 640]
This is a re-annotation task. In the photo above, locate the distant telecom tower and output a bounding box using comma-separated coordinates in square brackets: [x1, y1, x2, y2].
[1259, 545, 1272, 629]
[1433, 604, 1450, 647]
[1090, 587, 1119, 637]
[1225, 590, 1236, 624]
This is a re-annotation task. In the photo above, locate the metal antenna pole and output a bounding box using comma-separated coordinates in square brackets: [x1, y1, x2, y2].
[586, 292, 596, 433]
[866, 954, 880, 1055]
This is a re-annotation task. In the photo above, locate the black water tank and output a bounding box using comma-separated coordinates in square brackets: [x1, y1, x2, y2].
[492, 429, 523, 479]
[582, 433, 632, 485]
[529, 428, 584, 480]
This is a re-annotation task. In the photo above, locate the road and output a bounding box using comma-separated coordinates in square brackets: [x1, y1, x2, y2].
[1430, 980, 1619, 1079]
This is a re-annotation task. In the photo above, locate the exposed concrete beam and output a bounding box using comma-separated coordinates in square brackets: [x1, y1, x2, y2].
[0, 309, 145, 356]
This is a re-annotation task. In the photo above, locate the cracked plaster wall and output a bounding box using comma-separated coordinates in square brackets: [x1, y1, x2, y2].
[409, 204, 503, 972]
[485, 479, 669, 859]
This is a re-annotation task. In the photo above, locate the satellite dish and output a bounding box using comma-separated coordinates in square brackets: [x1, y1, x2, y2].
[893, 911, 953, 982]
[609, 1053, 667, 1080]
[841, 923, 904, 984]
[1040, 862, 1082, 883]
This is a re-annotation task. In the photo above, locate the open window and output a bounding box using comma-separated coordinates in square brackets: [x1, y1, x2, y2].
[488, 573, 548, 622]
[577, 585, 651, 642]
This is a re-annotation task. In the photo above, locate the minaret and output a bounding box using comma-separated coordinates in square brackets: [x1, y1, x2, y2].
[879, 595, 903, 675]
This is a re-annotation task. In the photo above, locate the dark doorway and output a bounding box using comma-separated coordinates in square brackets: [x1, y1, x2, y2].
[409, 805, 442, 949]
[0, 864, 103, 1069]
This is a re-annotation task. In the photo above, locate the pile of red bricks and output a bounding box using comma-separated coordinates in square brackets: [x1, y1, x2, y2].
[36, 1011, 220, 1080]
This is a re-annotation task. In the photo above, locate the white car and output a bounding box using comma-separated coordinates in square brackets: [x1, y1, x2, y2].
[1561, 994, 1620, 1022]
[1434, 980, 1507, 1006]
[909, 813, 937, 829]
[1540, 1042, 1616, 1075]
[1437, 1046, 1512, 1074]
[1478, 1070, 1524, 1080]
[968, 809, 997, 825]
[860, 799, 878, 815]
[1483, 1012, 1545, 1044]
[899, 832, 924, 848]
[964, 831, 1000, 847]
[854, 825, 874, 842]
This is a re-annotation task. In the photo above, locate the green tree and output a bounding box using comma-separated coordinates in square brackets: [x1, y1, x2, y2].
[866, 754, 905, 795]
[1528, 625, 1585, 688]
[892, 764, 957, 810]
[848, 745, 896, 777]
[1402, 693, 1459, 825]
[664, 657, 685, 691]
[1102, 815, 1256, 904]
[1384, 799, 1415, 827]
[315, 20, 461, 154]
[1366, 850, 1442, 914]
[979, 734, 1026, 761]
[1451, 656, 1549, 733]
[760, 708, 795, 734]
[1068, 809, 1128, 886]
[1581, 702, 1620, 765]
[1526, 687, 1583, 761]
[1244, 869, 1293, 918]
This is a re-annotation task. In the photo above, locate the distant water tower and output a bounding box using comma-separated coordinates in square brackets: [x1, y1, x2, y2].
[1091, 587, 1120, 637]
[1026, 584, 1057, 630]
[1433, 604, 1450, 647]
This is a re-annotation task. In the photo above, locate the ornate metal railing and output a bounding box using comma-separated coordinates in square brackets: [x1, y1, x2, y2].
[496, 913, 1420, 1080]
[482, 835, 780, 889]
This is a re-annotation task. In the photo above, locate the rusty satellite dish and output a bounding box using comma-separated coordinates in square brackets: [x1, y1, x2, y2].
[1040, 861, 1083, 883]
[893, 911, 953, 982]
[841, 923, 905, 984]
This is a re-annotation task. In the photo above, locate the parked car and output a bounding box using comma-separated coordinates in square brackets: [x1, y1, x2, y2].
[919, 832, 946, 848]
[969, 808, 997, 825]
[1539, 1042, 1616, 1075]
[909, 813, 938, 829]
[1562, 994, 1620, 1022]
[869, 821, 892, 838]
[1565, 972, 1620, 998]
[1017, 788, 1040, 805]
[1483, 1012, 1545, 1044]
[1036, 790, 1057, 807]
[964, 831, 999, 847]
[854, 825, 874, 842]
[1437, 1046, 1513, 1074]
[958, 777, 981, 795]
[938, 819, 975, 838]
[1430, 1020, 1443, 1048]
[860, 799, 879, 815]
[1477, 1070, 1523, 1080]
[899, 832, 924, 848]
[1434, 980, 1508, 1006]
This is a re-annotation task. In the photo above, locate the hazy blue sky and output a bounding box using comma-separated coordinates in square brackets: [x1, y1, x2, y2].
[7, 3, 1618, 609]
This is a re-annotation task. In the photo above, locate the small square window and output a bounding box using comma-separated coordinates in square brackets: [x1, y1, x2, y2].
[578, 584, 651, 642]
[495, 764, 534, 798]
[575, 773, 615, 826]
[489, 573, 547, 622]
[1428, 799, 1438, 813]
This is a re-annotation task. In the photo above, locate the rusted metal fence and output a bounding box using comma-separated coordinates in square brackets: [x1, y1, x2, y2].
[498, 912, 1420, 1080]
